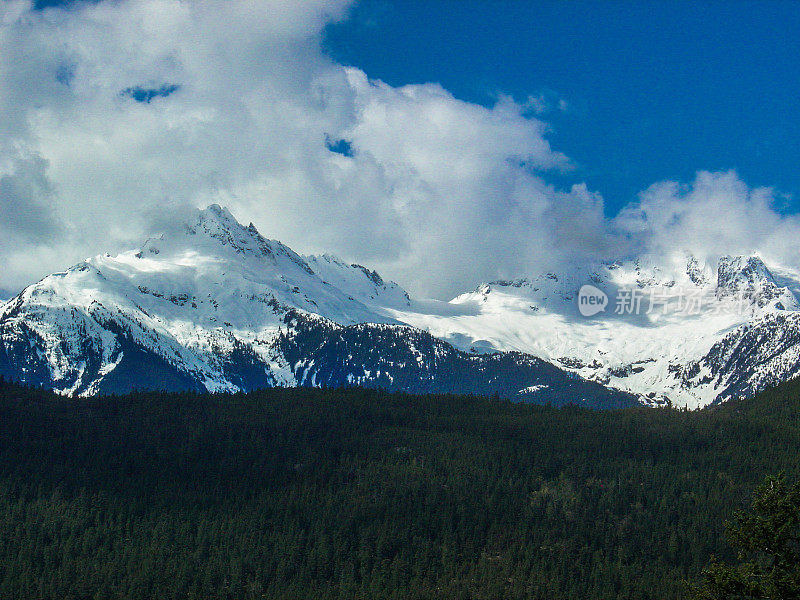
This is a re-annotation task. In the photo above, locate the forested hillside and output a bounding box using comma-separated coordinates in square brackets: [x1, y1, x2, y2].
[0, 378, 798, 599]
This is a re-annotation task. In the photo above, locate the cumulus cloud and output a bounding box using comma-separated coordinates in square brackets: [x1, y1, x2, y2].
[0, 0, 798, 298]
[616, 170, 800, 271]
[0, 0, 353, 289]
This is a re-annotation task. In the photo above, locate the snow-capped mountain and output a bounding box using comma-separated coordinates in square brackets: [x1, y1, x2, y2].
[387, 254, 800, 408]
[3, 203, 800, 408]
[0, 205, 633, 408]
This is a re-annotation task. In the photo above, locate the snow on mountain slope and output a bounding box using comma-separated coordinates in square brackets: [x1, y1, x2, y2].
[303, 254, 411, 311]
[0, 205, 636, 407]
[0, 205, 403, 394]
[387, 254, 800, 408]
[130, 204, 404, 327]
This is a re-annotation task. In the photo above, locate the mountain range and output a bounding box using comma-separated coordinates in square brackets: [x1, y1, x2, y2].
[2, 204, 799, 408]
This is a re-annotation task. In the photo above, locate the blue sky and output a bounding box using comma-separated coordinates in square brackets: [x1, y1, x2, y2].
[324, 0, 800, 214]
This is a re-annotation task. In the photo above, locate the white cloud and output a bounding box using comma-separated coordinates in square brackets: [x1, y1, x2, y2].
[616, 170, 800, 270]
[0, 0, 798, 299]
[0, 0, 354, 290]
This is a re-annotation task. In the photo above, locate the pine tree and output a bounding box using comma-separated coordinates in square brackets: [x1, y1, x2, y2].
[690, 473, 800, 600]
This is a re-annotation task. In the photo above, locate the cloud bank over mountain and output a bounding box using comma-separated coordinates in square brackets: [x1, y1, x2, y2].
[2, 0, 800, 298]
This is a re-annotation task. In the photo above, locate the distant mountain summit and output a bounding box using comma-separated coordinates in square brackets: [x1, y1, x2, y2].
[0, 206, 632, 408]
[392, 253, 800, 407]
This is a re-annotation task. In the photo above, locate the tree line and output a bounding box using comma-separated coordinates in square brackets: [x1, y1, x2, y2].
[0, 376, 798, 599]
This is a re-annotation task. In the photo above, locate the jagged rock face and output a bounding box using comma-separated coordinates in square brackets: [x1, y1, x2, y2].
[689, 311, 800, 403]
[686, 256, 710, 287]
[0, 206, 636, 408]
[715, 255, 782, 305]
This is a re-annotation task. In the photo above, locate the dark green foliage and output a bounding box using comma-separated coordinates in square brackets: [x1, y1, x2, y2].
[0, 377, 798, 599]
[691, 473, 800, 599]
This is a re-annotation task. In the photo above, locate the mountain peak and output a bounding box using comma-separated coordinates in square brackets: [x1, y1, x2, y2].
[714, 255, 789, 307]
[176, 204, 289, 262]
[716, 255, 774, 291]
[192, 204, 249, 238]
[136, 204, 291, 269]
[199, 203, 239, 225]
